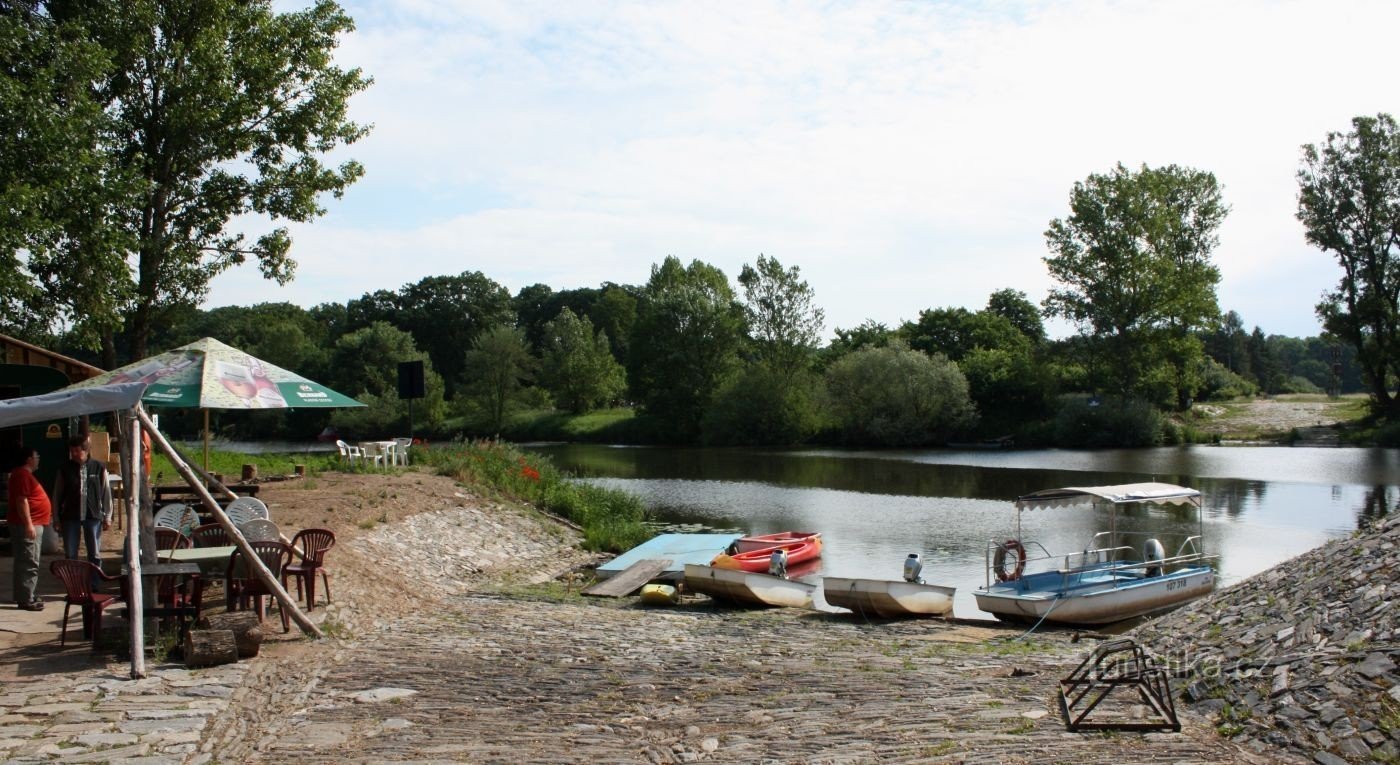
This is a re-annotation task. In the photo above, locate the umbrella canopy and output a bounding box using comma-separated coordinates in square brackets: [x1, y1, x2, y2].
[67, 337, 363, 410]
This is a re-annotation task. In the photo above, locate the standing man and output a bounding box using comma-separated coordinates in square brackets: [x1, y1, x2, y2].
[52, 436, 112, 571]
[8, 446, 51, 611]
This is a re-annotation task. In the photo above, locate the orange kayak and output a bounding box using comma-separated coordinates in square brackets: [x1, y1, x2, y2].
[711, 537, 823, 572]
[733, 531, 822, 554]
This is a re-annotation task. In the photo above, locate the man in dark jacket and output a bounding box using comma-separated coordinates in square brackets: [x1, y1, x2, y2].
[52, 435, 112, 571]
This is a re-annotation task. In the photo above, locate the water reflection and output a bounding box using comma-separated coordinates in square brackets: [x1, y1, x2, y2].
[527, 443, 1398, 618]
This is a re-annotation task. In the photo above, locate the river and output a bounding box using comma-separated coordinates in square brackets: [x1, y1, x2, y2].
[521, 443, 1400, 619]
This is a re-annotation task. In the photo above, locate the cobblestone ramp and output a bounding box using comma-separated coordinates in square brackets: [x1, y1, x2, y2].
[241, 597, 1266, 764]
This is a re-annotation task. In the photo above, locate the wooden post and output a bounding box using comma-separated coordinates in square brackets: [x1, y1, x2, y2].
[241, 464, 257, 482]
[124, 410, 145, 679]
[136, 408, 323, 639]
[293, 464, 306, 477]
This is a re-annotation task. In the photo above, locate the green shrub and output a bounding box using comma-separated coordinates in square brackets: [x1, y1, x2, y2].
[1052, 396, 1166, 448]
[418, 440, 650, 553]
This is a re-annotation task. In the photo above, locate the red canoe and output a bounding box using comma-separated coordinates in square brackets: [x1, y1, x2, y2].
[733, 531, 822, 554]
[711, 534, 823, 573]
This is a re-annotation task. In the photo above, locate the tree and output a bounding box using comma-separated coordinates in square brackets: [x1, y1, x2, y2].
[902, 307, 1026, 363]
[986, 288, 1046, 343]
[822, 341, 976, 446]
[539, 308, 625, 413]
[737, 254, 825, 379]
[0, 5, 135, 349]
[1297, 114, 1400, 414]
[462, 325, 536, 433]
[11, 0, 371, 361]
[328, 322, 445, 436]
[627, 257, 744, 441]
[1043, 163, 1227, 407]
[395, 272, 514, 399]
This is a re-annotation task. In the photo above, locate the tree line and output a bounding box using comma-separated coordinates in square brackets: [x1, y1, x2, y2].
[1, 3, 1395, 446]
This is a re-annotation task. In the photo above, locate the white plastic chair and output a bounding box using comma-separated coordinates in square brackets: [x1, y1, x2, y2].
[361, 442, 389, 468]
[393, 437, 412, 466]
[227, 497, 270, 527]
[335, 439, 364, 464]
[237, 518, 280, 543]
[153, 503, 199, 536]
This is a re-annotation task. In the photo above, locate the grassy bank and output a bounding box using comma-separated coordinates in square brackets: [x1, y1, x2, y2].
[416, 440, 651, 553]
[150, 447, 339, 484]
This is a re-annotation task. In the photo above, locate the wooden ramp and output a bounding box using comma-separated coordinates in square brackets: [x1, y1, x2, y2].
[583, 559, 672, 598]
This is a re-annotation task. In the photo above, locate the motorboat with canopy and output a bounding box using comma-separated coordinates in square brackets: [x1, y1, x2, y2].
[972, 482, 1216, 625]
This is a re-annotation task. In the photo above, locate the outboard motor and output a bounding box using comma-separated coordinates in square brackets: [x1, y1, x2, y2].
[1144, 538, 1165, 578]
[903, 553, 924, 584]
[768, 548, 789, 578]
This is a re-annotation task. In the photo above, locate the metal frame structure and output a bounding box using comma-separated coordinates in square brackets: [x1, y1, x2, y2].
[1058, 637, 1180, 732]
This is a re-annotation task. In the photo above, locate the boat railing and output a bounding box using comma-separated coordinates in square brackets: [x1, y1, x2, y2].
[984, 537, 1217, 590]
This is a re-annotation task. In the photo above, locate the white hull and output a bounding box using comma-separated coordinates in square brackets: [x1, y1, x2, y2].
[974, 568, 1214, 625]
[682, 564, 814, 608]
[823, 577, 955, 618]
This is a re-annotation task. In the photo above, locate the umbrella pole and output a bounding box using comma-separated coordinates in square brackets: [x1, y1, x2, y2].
[137, 408, 323, 639]
[203, 409, 210, 475]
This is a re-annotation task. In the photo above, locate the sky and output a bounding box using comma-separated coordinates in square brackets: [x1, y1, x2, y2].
[214, 0, 1400, 340]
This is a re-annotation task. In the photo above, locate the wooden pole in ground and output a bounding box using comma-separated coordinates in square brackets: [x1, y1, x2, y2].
[125, 409, 146, 678]
[136, 408, 323, 638]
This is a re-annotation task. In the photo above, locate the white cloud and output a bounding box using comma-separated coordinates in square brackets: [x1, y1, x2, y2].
[222, 0, 1400, 338]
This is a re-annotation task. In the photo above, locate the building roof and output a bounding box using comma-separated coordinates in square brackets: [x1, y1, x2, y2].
[0, 332, 104, 383]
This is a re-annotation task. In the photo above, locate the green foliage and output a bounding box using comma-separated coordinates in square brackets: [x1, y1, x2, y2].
[1195, 356, 1258, 401]
[702, 365, 823, 446]
[149, 447, 337, 486]
[418, 440, 650, 553]
[328, 322, 446, 437]
[12, 0, 371, 359]
[1044, 163, 1227, 404]
[986, 288, 1046, 343]
[627, 257, 744, 442]
[738, 254, 825, 377]
[1052, 395, 1168, 448]
[539, 308, 625, 414]
[1298, 113, 1400, 414]
[901, 308, 1026, 363]
[461, 326, 537, 434]
[959, 345, 1049, 425]
[390, 272, 516, 399]
[499, 407, 640, 443]
[823, 341, 977, 446]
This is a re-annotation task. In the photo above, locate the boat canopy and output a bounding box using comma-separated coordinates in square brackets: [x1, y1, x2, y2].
[1015, 482, 1201, 511]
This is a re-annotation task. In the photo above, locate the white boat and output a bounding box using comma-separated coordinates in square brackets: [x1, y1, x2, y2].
[973, 483, 1217, 626]
[682, 564, 815, 608]
[823, 577, 955, 618]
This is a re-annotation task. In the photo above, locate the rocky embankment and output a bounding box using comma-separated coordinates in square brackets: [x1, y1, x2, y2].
[1144, 514, 1400, 764]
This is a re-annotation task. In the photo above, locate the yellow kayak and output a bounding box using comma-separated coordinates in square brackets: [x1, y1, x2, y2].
[639, 583, 679, 606]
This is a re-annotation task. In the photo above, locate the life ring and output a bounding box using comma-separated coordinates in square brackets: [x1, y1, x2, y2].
[993, 539, 1026, 582]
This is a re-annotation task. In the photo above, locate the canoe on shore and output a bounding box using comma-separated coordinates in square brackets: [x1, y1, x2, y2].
[682, 564, 815, 608]
[823, 577, 955, 618]
[733, 531, 822, 553]
[711, 536, 823, 573]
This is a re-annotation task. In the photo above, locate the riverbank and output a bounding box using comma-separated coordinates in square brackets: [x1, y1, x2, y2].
[0, 467, 1349, 762]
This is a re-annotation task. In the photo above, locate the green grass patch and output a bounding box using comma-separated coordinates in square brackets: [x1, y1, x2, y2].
[417, 440, 651, 553]
[150, 446, 338, 484]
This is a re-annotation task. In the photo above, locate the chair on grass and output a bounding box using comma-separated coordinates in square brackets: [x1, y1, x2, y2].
[190, 523, 231, 548]
[283, 528, 336, 609]
[226, 540, 292, 632]
[335, 439, 363, 465]
[50, 560, 123, 648]
[393, 437, 413, 466]
[153, 527, 191, 561]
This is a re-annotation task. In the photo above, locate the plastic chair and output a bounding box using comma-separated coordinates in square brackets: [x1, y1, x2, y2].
[153, 527, 191, 561]
[190, 523, 231, 548]
[238, 518, 280, 542]
[227, 497, 270, 527]
[50, 559, 123, 648]
[225, 540, 292, 632]
[393, 438, 412, 466]
[154, 503, 200, 536]
[335, 439, 363, 464]
[283, 528, 336, 609]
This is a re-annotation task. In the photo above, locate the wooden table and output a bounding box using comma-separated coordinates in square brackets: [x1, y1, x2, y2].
[153, 483, 260, 504]
[165, 545, 237, 577]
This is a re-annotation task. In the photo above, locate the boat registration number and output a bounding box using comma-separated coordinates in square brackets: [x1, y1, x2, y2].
[1166, 573, 1211, 592]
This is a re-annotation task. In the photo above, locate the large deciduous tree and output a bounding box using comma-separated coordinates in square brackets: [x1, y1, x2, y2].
[628, 257, 744, 442]
[5, 0, 371, 362]
[539, 308, 625, 414]
[1043, 163, 1227, 407]
[1297, 114, 1400, 415]
[462, 325, 536, 434]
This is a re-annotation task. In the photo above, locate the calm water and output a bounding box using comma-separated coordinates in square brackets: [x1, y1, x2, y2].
[522, 443, 1400, 618]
